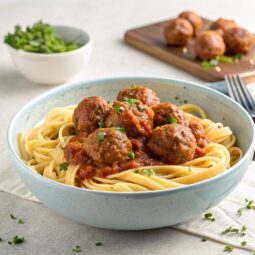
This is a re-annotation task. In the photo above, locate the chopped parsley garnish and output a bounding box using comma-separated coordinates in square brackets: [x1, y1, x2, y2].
[72, 245, 82, 253]
[0, 238, 2, 242]
[98, 132, 106, 141]
[113, 105, 125, 113]
[95, 242, 104, 246]
[188, 167, 192, 172]
[123, 97, 140, 105]
[116, 127, 125, 133]
[12, 235, 25, 244]
[201, 236, 208, 242]
[183, 99, 188, 104]
[201, 59, 219, 70]
[134, 170, 139, 173]
[98, 120, 105, 128]
[131, 83, 136, 88]
[137, 105, 145, 112]
[4, 21, 81, 53]
[221, 227, 239, 235]
[8, 241, 12, 245]
[59, 162, 69, 171]
[224, 245, 233, 252]
[174, 96, 179, 100]
[128, 151, 135, 160]
[141, 169, 155, 176]
[10, 214, 17, 220]
[237, 198, 255, 216]
[204, 213, 215, 221]
[18, 219, 24, 224]
[241, 241, 247, 246]
[168, 116, 177, 124]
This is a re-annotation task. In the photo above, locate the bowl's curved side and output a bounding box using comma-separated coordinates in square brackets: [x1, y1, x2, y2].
[7, 77, 255, 229]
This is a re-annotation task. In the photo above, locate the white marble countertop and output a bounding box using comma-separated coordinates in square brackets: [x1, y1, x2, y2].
[1, 0, 255, 254]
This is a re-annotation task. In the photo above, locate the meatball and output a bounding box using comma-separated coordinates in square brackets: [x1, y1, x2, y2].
[189, 121, 208, 148]
[117, 86, 160, 107]
[210, 18, 238, 35]
[224, 27, 255, 54]
[194, 31, 225, 60]
[147, 124, 196, 164]
[153, 103, 189, 127]
[73, 96, 111, 134]
[178, 11, 202, 36]
[83, 128, 132, 165]
[164, 18, 193, 46]
[106, 101, 154, 137]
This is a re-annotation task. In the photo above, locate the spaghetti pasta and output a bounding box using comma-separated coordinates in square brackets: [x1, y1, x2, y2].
[18, 103, 242, 192]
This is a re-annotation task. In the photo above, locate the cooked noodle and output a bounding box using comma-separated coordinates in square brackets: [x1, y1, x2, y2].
[18, 104, 242, 192]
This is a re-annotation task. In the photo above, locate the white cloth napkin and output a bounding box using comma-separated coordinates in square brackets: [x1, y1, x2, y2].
[1, 146, 255, 251]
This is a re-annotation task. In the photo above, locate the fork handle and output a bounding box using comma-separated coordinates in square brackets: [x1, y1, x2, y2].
[205, 81, 228, 95]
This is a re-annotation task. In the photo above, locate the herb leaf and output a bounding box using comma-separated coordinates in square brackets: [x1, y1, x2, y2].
[72, 245, 82, 253]
[241, 241, 247, 246]
[123, 97, 140, 105]
[98, 120, 105, 128]
[59, 162, 69, 171]
[221, 227, 239, 235]
[168, 116, 177, 124]
[224, 245, 233, 252]
[204, 213, 215, 221]
[141, 169, 155, 176]
[12, 235, 24, 244]
[116, 127, 125, 133]
[202, 59, 219, 70]
[18, 219, 24, 224]
[10, 214, 17, 220]
[113, 105, 125, 113]
[95, 242, 104, 246]
[128, 150, 135, 160]
[201, 236, 208, 242]
[98, 132, 106, 141]
[237, 198, 255, 216]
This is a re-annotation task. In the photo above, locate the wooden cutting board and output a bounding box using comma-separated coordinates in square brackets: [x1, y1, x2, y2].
[124, 18, 255, 82]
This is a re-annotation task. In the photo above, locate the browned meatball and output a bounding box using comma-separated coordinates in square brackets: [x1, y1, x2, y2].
[195, 31, 225, 60]
[153, 103, 189, 127]
[147, 124, 196, 164]
[117, 86, 160, 107]
[179, 10, 202, 36]
[164, 18, 193, 46]
[73, 96, 111, 134]
[83, 128, 132, 165]
[106, 101, 154, 137]
[224, 27, 255, 54]
[210, 18, 238, 35]
[189, 121, 208, 148]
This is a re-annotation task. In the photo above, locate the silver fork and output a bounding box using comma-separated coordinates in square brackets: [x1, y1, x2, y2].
[224, 74, 255, 119]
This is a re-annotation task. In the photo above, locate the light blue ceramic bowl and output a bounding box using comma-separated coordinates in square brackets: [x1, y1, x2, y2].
[7, 77, 255, 230]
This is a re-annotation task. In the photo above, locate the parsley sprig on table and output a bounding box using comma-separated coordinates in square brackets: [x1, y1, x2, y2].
[4, 21, 81, 53]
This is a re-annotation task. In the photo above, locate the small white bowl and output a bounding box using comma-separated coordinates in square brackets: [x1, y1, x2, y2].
[7, 25, 93, 85]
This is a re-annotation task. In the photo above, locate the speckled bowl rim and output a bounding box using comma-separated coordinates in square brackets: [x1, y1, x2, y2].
[7, 76, 255, 197]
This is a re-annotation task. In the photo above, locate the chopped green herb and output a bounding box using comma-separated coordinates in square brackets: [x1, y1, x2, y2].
[204, 213, 215, 221]
[183, 99, 188, 104]
[4, 21, 81, 53]
[168, 116, 177, 124]
[123, 97, 140, 105]
[224, 245, 233, 252]
[0, 238, 2, 242]
[188, 167, 192, 172]
[72, 245, 81, 253]
[233, 53, 242, 61]
[98, 120, 105, 128]
[116, 127, 125, 133]
[201, 236, 208, 242]
[59, 162, 69, 171]
[221, 227, 239, 235]
[137, 105, 145, 112]
[201, 59, 219, 70]
[134, 169, 139, 173]
[237, 198, 255, 216]
[128, 151, 135, 160]
[18, 219, 24, 224]
[141, 169, 155, 176]
[241, 225, 246, 236]
[10, 214, 17, 220]
[8, 241, 12, 245]
[241, 241, 247, 246]
[131, 83, 136, 88]
[98, 132, 106, 141]
[113, 105, 125, 113]
[174, 96, 179, 100]
[95, 242, 104, 247]
[12, 235, 24, 244]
